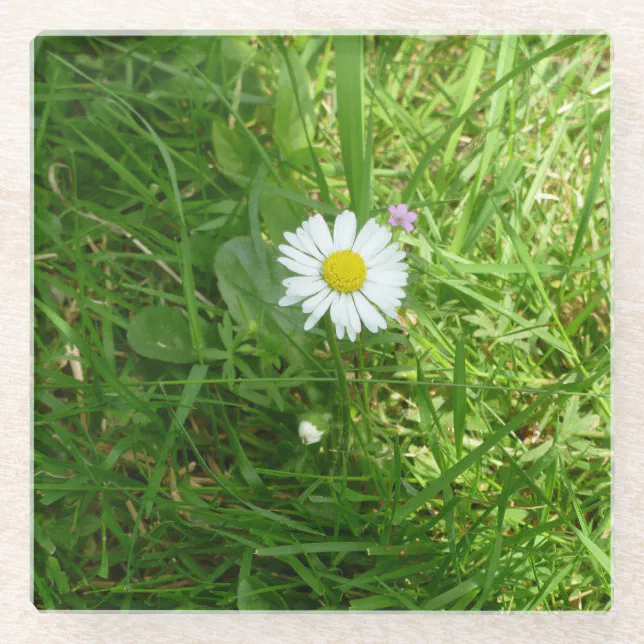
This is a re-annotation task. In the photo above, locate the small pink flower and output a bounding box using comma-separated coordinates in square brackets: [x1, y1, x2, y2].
[387, 204, 417, 232]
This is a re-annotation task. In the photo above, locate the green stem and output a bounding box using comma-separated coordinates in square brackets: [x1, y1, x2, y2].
[356, 332, 373, 443]
[325, 317, 388, 497]
[325, 314, 351, 460]
[325, 314, 350, 402]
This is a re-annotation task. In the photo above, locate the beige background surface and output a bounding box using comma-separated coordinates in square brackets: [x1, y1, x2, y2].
[1, 1, 641, 641]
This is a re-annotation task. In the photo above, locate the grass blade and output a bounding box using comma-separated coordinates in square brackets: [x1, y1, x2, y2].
[393, 389, 549, 524]
[335, 36, 365, 214]
[451, 35, 517, 253]
[142, 364, 210, 516]
[402, 36, 585, 203]
[453, 340, 466, 459]
[438, 36, 487, 188]
[571, 126, 610, 260]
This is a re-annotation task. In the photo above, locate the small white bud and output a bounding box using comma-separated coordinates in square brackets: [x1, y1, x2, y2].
[298, 420, 324, 445]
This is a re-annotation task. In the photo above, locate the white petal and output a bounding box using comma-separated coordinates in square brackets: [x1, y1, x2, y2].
[333, 293, 346, 327]
[279, 244, 322, 268]
[332, 211, 346, 250]
[284, 231, 307, 255]
[342, 211, 357, 249]
[352, 218, 379, 254]
[330, 294, 342, 325]
[302, 286, 332, 313]
[278, 257, 321, 276]
[340, 293, 359, 341]
[309, 214, 334, 256]
[366, 270, 409, 287]
[359, 227, 393, 263]
[283, 277, 327, 296]
[368, 241, 399, 262]
[335, 323, 345, 340]
[283, 275, 313, 288]
[331, 293, 350, 330]
[363, 280, 406, 300]
[368, 278, 407, 290]
[367, 245, 406, 268]
[303, 310, 322, 332]
[303, 290, 336, 330]
[279, 293, 307, 307]
[361, 282, 403, 318]
[287, 284, 327, 298]
[339, 293, 352, 330]
[368, 264, 409, 276]
[333, 210, 357, 251]
[297, 224, 326, 261]
[346, 292, 361, 334]
[353, 291, 387, 332]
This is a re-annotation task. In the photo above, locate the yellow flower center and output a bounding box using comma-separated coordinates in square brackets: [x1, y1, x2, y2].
[322, 250, 367, 293]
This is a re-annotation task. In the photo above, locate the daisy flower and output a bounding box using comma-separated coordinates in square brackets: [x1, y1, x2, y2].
[277, 210, 408, 341]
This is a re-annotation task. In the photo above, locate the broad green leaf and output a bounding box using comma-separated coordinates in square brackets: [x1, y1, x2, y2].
[211, 115, 250, 183]
[222, 37, 256, 64]
[213, 236, 306, 335]
[277, 38, 330, 202]
[259, 179, 306, 244]
[127, 305, 200, 363]
[274, 47, 315, 160]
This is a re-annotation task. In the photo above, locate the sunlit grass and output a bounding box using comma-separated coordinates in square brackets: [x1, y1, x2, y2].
[33, 34, 610, 611]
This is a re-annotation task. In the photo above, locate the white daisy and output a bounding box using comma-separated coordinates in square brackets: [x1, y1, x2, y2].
[298, 420, 325, 445]
[277, 210, 408, 341]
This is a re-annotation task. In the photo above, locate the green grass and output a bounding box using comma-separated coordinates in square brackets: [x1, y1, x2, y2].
[33, 34, 611, 611]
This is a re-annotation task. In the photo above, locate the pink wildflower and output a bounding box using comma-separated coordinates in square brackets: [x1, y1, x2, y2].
[387, 204, 417, 232]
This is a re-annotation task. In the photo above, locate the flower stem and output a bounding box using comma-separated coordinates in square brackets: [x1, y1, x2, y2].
[325, 315, 349, 400]
[325, 314, 351, 457]
[356, 332, 373, 444]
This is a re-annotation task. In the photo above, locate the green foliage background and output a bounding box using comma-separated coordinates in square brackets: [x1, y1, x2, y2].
[34, 34, 611, 611]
